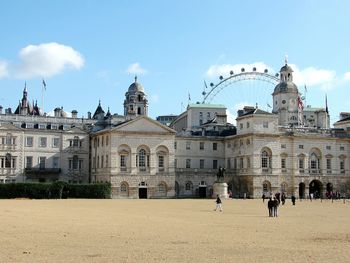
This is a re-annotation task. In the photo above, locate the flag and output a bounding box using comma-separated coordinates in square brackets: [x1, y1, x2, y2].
[325, 94, 329, 114]
[298, 96, 304, 110]
[42, 79, 46, 90]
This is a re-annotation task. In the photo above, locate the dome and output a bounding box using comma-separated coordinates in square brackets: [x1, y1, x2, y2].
[273, 82, 298, 94]
[280, 64, 293, 73]
[128, 76, 144, 93]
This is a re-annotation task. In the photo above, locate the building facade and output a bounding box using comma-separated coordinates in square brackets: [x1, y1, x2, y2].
[0, 61, 349, 198]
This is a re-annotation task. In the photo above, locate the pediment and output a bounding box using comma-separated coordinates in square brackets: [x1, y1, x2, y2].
[112, 116, 176, 134]
[0, 123, 22, 131]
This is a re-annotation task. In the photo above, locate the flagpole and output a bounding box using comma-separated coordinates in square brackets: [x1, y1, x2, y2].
[42, 81, 44, 115]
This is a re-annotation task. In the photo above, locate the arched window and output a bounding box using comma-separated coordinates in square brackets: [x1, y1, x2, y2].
[185, 181, 193, 191]
[310, 153, 319, 170]
[120, 183, 127, 192]
[261, 150, 270, 168]
[139, 149, 146, 167]
[158, 183, 166, 193]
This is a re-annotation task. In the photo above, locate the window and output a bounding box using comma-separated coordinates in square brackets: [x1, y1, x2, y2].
[247, 157, 250, 168]
[326, 159, 332, 170]
[53, 157, 59, 168]
[102, 136, 104, 147]
[51, 124, 58, 130]
[174, 159, 177, 168]
[213, 143, 217, 151]
[309, 153, 320, 170]
[106, 136, 109, 146]
[158, 183, 166, 193]
[26, 137, 33, 147]
[185, 181, 192, 191]
[340, 160, 345, 172]
[263, 122, 268, 128]
[186, 159, 191, 169]
[246, 122, 250, 128]
[200, 159, 204, 169]
[106, 155, 108, 168]
[101, 156, 104, 168]
[174, 142, 177, 150]
[39, 137, 47, 147]
[281, 158, 286, 169]
[240, 123, 243, 129]
[261, 150, 270, 169]
[299, 158, 304, 169]
[240, 157, 244, 169]
[73, 136, 79, 147]
[79, 160, 83, 170]
[186, 141, 191, 150]
[299, 145, 304, 149]
[120, 183, 127, 192]
[97, 156, 100, 168]
[39, 157, 46, 169]
[26, 156, 33, 168]
[53, 138, 59, 148]
[213, 160, 218, 169]
[158, 155, 164, 169]
[5, 153, 12, 168]
[120, 155, 126, 167]
[38, 124, 46, 129]
[281, 144, 286, 149]
[326, 146, 331, 150]
[199, 142, 204, 150]
[233, 158, 237, 169]
[340, 146, 345, 151]
[139, 149, 146, 167]
[73, 155, 79, 170]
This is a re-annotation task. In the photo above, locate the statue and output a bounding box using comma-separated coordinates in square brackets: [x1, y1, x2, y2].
[216, 167, 226, 183]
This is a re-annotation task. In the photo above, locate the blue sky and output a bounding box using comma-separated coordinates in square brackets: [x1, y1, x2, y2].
[0, 0, 349, 125]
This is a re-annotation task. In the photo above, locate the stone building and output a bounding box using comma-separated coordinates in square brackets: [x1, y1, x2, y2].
[0, 61, 349, 199]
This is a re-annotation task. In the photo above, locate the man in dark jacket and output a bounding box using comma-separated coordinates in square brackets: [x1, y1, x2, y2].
[214, 195, 222, 212]
[267, 198, 273, 217]
[291, 195, 296, 205]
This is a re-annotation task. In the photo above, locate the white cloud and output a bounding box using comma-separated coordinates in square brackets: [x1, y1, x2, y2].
[226, 102, 252, 125]
[0, 61, 8, 78]
[289, 64, 336, 90]
[126, 63, 147, 75]
[13, 43, 84, 78]
[206, 62, 273, 79]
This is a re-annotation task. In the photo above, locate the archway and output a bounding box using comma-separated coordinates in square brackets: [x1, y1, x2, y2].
[309, 180, 323, 198]
[299, 182, 305, 199]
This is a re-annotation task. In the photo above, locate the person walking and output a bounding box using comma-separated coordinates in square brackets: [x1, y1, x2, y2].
[262, 193, 266, 203]
[214, 195, 223, 212]
[291, 195, 296, 205]
[281, 193, 286, 205]
[273, 197, 279, 217]
[267, 197, 273, 217]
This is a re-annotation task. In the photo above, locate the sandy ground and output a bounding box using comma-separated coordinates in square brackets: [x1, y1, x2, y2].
[0, 198, 350, 263]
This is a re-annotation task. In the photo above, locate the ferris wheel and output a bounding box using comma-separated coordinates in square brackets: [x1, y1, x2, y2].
[201, 67, 280, 122]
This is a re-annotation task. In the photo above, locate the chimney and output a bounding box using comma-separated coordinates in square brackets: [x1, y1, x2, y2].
[5, 108, 12, 114]
[71, 110, 78, 119]
[87, 111, 92, 119]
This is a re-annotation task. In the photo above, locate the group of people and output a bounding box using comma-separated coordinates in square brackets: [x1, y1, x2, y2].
[264, 192, 296, 217]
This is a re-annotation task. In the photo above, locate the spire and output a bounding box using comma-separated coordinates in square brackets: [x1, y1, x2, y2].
[285, 54, 288, 65]
[134, 75, 138, 83]
[24, 82, 27, 92]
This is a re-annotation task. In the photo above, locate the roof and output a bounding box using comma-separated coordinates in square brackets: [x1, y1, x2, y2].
[303, 107, 326, 112]
[238, 108, 273, 118]
[188, 103, 226, 109]
[128, 76, 144, 93]
[335, 116, 350, 123]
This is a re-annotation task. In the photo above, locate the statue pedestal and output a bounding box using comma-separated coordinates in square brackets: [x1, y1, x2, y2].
[212, 182, 229, 199]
